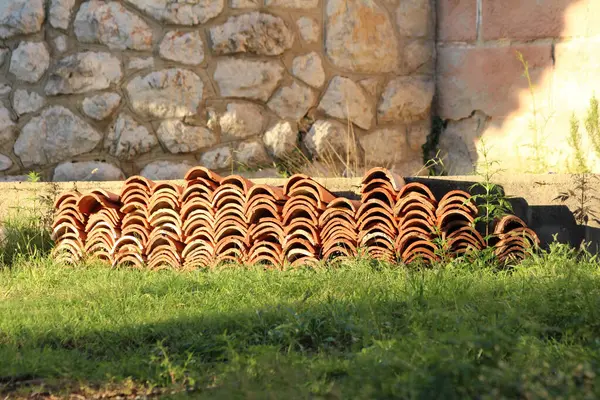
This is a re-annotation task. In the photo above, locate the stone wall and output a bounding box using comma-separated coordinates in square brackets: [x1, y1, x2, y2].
[437, 0, 600, 175]
[0, 0, 434, 182]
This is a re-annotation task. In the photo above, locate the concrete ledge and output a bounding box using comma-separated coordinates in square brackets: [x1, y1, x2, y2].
[0, 174, 593, 249]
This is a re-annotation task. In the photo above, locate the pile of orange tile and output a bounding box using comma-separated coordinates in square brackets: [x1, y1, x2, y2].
[50, 167, 540, 268]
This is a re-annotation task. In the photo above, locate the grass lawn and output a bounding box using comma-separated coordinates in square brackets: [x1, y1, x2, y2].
[1, 244, 600, 399]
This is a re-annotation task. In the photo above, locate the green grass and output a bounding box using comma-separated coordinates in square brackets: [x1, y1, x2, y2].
[1, 244, 600, 399]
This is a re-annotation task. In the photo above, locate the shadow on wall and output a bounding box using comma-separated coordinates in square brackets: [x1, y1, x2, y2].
[436, 0, 599, 176]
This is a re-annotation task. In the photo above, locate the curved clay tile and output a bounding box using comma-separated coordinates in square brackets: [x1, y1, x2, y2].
[322, 242, 357, 260]
[147, 228, 183, 249]
[395, 231, 431, 254]
[322, 218, 356, 239]
[361, 167, 405, 192]
[214, 224, 248, 244]
[248, 241, 283, 265]
[500, 227, 540, 247]
[282, 195, 319, 216]
[113, 253, 146, 269]
[220, 174, 255, 194]
[445, 226, 485, 247]
[366, 247, 396, 263]
[120, 198, 149, 215]
[493, 215, 528, 235]
[495, 243, 527, 262]
[181, 206, 214, 228]
[184, 166, 223, 184]
[319, 211, 357, 232]
[121, 225, 150, 246]
[211, 185, 246, 208]
[397, 182, 436, 202]
[148, 208, 182, 228]
[151, 182, 183, 196]
[111, 235, 144, 254]
[149, 195, 180, 214]
[148, 253, 181, 270]
[77, 191, 120, 214]
[318, 198, 361, 226]
[287, 177, 336, 201]
[51, 222, 84, 243]
[359, 230, 395, 249]
[401, 240, 439, 262]
[357, 215, 397, 237]
[51, 241, 84, 264]
[215, 202, 246, 220]
[54, 204, 86, 222]
[86, 221, 120, 240]
[182, 248, 214, 267]
[51, 231, 86, 251]
[393, 194, 437, 217]
[245, 201, 282, 225]
[181, 180, 217, 204]
[214, 238, 248, 264]
[284, 223, 320, 247]
[84, 241, 113, 262]
[447, 233, 484, 252]
[397, 208, 437, 227]
[356, 198, 394, 217]
[122, 212, 151, 228]
[53, 191, 81, 210]
[123, 175, 156, 191]
[247, 184, 287, 202]
[52, 214, 85, 231]
[283, 173, 311, 195]
[183, 218, 215, 239]
[360, 187, 396, 207]
[361, 178, 399, 196]
[288, 185, 335, 210]
[183, 227, 215, 245]
[283, 205, 320, 226]
[121, 183, 152, 201]
[436, 209, 475, 230]
[86, 210, 123, 232]
[436, 191, 478, 217]
[249, 219, 284, 241]
[146, 235, 184, 256]
[322, 228, 356, 246]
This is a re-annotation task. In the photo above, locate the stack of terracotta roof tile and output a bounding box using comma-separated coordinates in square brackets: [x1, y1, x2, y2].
[492, 215, 540, 264]
[51, 191, 86, 264]
[111, 176, 154, 268]
[50, 166, 541, 268]
[436, 190, 485, 258]
[79, 189, 122, 264]
[181, 167, 221, 269]
[394, 182, 440, 264]
[357, 168, 405, 262]
[320, 198, 360, 261]
[283, 175, 336, 266]
[146, 182, 184, 270]
[246, 183, 288, 267]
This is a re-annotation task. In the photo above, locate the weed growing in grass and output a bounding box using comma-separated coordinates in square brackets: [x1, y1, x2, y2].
[0, 181, 59, 266]
[556, 96, 600, 226]
[554, 173, 600, 226]
[470, 138, 514, 242]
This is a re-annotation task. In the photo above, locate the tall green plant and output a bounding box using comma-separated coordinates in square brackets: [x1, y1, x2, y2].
[469, 139, 514, 242]
[567, 112, 588, 173]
